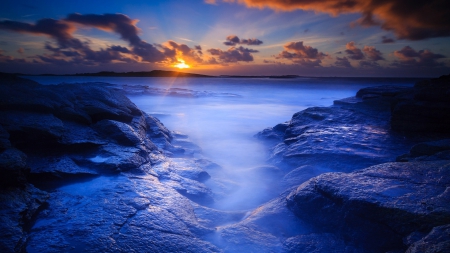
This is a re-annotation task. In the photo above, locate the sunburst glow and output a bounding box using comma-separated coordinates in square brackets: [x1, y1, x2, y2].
[174, 60, 190, 69]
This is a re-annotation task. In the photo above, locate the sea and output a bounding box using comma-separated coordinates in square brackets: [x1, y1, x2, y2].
[25, 76, 421, 209]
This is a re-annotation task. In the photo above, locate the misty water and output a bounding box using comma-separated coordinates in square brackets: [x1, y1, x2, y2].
[27, 76, 419, 210]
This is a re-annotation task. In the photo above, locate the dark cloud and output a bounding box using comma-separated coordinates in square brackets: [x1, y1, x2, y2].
[223, 35, 263, 46]
[207, 46, 257, 63]
[281, 41, 326, 59]
[17, 48, 24, 54]
[230, 0, 450, 40]
[335, 56, 352, 68]
[0, 14, 172, 64]
[345, 41, 364, 60]
[276, 41, 326, 67]
[359, 60, 381, 68]
[392, 46, 446, 67]
[65, 13, 141, 45]
[363, 46, 384, 61]
[381, 36, 395, 43]
[0, 18, 83, 49]
[65, 13, 166, 63]
[110, 45, 131, 54]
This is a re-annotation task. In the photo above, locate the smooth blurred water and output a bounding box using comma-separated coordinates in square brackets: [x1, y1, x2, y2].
[26, 76, 419, 209]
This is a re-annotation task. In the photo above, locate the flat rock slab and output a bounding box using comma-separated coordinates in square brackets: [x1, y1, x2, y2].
[287, 160, 450, 252]
[26, 174, 219, 253]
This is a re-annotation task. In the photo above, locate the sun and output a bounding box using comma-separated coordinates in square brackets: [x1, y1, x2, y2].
[174, 59, 190, 69]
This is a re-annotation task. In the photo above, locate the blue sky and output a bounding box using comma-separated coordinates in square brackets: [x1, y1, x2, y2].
[1, 0, 449, 77]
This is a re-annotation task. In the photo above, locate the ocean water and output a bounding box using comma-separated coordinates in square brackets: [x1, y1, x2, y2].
[26, 76, 420, 209]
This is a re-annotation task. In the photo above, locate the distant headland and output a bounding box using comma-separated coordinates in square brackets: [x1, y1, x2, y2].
[37, 70, 213, 78]
[15, 70, 303, 79]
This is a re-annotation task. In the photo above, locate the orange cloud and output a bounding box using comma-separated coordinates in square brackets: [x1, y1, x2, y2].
[226, 0, 450, 40]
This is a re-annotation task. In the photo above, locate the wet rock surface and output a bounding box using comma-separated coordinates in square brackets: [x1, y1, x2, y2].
[0, 74, 222, 252]
[252, 75, 450, 252]
[2, 72, 450, 252]
[286, 161, 450, 252]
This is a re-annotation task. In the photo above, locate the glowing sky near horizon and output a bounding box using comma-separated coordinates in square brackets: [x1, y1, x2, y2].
[0, 0, 449, 77]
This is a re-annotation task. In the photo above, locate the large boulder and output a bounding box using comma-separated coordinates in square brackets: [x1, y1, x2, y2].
[397, 139, 450, 162]
[286, 161, 450, 252]
[391, 74, 450, 132]
[0, 148, 28, 188]
[258, 101, 412, 175]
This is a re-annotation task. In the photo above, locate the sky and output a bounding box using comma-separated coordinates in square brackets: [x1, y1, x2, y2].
[0, 0, 449, 77]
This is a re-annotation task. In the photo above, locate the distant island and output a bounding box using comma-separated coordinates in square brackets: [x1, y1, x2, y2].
[37, 70, 213, 78]
[18, 70, 303, 79]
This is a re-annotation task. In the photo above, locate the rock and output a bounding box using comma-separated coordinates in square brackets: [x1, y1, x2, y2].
[0, 125, 11, 149]
[255, 122, 289, 142]
[356, 85, 412, 99]
[0, 184, 49, 253]
[25, 175, 219, 253]
[93, 119, 142, 147]
[59, 120, 106, 146]
[192, 203, 246, 228]
[259, 103, 413, 177]
[280, 165, 325, 189]
[0, 148, 28, 188]
[212, 194, 309, 252]
[406, 224, 450, 253]
[169, 158, 211, 182]
[283, 233, 362, 253]
[172, 139, 202, 156]
[286, 161, 450, 252]
[391, 74, 450, 133]
[194, 159, 222, 170]
[0, 111, 64, 147]
[27, 155, 98, 178]
[397, 139, 450, 162]
[152, 160, 214, 204]
[410, 139, 450, 157]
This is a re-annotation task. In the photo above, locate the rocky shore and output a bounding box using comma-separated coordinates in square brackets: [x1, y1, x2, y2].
[0, 73, 223, 252]
[1, 73, 449, 252]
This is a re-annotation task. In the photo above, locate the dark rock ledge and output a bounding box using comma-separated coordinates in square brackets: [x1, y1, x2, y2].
[247, 74, 450, 252]
[0, 73, 223, 252]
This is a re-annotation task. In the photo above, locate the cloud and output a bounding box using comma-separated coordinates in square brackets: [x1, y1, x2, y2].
[344, 42, 384, 63]
[335, 56, 352, 68]
[276, 41, 326, 67]
[392, 46, 446, 67]
[224, 0, 450, 40]
[65, 13, 141, 45]
[0, 18, 82, 48]
[362, 46, 384, 61]
[381, 36, 395, 44]
[359, 60, 380, 68]
[65, 13, 166, 62]
[17, 48, 24, 54]
[223, 35, 263, 46]
[164, 40, 204, 64]
[0, 14, 173, 64]
[207, 46, 258, 63]
[345, 41, 364, 60]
